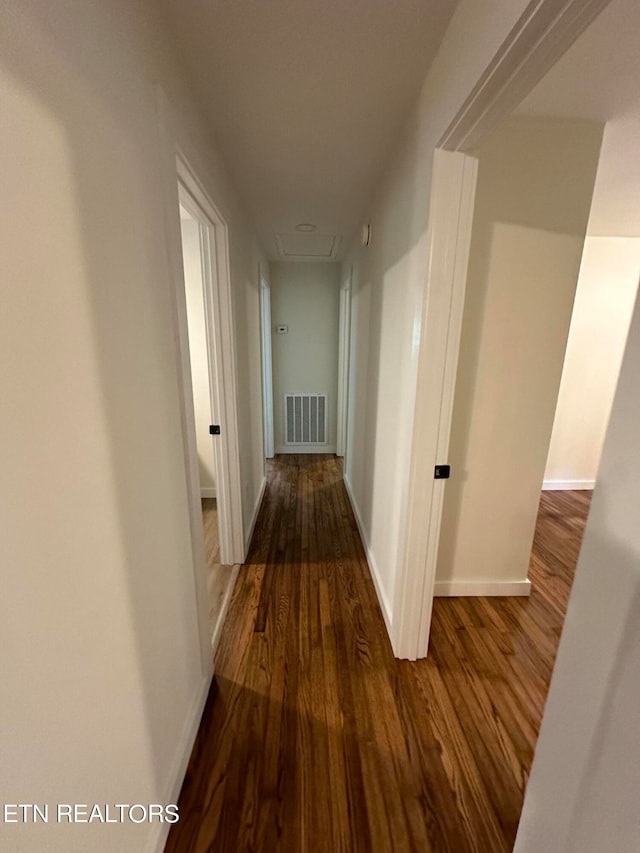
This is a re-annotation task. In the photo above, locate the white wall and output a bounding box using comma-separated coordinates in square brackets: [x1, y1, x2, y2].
[514, 277, 640, 853]
[342, 0, 539, 628]
[181, 213, 216, 496]
[270, 261, 340, 453]
[435, 117, 602, 594]
[544, 236, 640, 489]
[0, 1, 265, 851]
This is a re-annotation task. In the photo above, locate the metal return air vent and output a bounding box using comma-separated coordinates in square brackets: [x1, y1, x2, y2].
[285, 394, 327, 445]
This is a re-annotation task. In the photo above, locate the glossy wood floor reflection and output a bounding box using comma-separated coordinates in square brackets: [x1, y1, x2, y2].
[166, 457, 591, 852]
[201, 498, 235, 640]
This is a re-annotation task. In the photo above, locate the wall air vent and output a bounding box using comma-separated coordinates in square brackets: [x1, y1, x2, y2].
[285, 394, 327, 445]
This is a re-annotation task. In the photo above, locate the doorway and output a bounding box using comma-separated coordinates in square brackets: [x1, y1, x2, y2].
[268, 261, 342, 455]
[531, 233, 640, 606]
[394, 0, 625, 661]
[178, 199, 232, 647]
[171, 154, 245, 655]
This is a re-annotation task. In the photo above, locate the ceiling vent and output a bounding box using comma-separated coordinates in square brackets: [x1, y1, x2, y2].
[274, 233, 341, 261]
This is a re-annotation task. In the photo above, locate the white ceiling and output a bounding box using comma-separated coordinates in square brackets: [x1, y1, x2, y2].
[517, 0, 640, 237]
[160, 0, 458, 259]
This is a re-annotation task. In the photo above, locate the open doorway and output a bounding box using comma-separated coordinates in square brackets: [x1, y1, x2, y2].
[430, 0, 640, 629]
[178, 200, 234, 645]
[530, 232, 639, 611]
[398, 0, 640, 662]
[434, 115, 604, 604]
[269, 261, 342, 455]
[433, 103, 640, 613]
[169, 154, 246, 655]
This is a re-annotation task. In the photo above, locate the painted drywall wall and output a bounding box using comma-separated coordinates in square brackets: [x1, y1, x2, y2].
[342, 0, 538, 626]
[544, 236, 640, 489]
[270, 262, 341, 453]
[181, 212, 216, 496]
[435, 117, 602, 593]
[0, 1, 265, 851]
[514, 280, 640, 853]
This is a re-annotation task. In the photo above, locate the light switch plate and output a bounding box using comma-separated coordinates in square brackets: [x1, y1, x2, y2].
[276, 324, 288, 334]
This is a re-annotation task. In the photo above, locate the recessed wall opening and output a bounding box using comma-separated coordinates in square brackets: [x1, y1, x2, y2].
[433, 113, 639, 630]
[430, 0, 640, 625]
[530, 230, 639, 619]
[434, 23, 640, 613]
[265, 260, 350, 459]
[436, 115, 605, 607]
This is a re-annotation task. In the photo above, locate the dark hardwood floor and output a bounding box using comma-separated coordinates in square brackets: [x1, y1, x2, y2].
[166, 456, 592, 853]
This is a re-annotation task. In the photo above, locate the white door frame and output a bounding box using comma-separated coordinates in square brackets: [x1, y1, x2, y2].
[336, 265, 352, 459]
[156, 87, 245, 671]
[175, 156, 245, 570]
[392, 151, 478, 660]
[259, 265, 275, 459]
[393, 0, 613, 661]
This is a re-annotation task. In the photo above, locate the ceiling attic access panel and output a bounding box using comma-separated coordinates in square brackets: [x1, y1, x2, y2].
[274, 232, 342, 261]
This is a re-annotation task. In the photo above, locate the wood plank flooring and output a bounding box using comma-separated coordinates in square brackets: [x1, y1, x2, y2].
[166, 457, 591, 852]
[201, 498, 236, 640]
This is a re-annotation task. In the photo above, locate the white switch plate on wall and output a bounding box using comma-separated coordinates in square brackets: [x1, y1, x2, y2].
[276, 324, 288, 334]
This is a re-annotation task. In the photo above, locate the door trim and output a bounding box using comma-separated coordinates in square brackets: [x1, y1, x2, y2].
[439, 0, 612, 152]
[259, 265, 275, 459]
[176, 154, 245, 568]
[336, 265, 352, 458]
[392, 150, 477, 660]
[155, 85, 244, 673]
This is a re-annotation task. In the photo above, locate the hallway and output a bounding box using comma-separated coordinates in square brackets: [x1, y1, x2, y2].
[166, 457, 589, 853]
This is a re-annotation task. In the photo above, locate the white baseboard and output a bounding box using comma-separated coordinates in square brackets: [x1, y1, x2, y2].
[211, 563, 241, 653]
[434, 578, 532, 597]
[275, 444, 337, 454]
[343, 474, 393, 634]
[244, 475, 267, 558]
[147, 562, 242, 851]
[200, 487, 217, 499]
[542, 479, 595, 491]
[146, 672, 211, 853]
